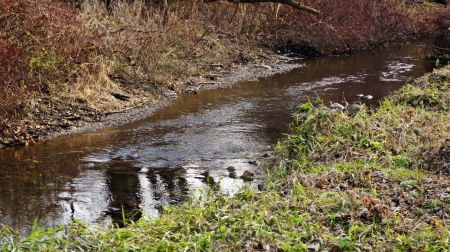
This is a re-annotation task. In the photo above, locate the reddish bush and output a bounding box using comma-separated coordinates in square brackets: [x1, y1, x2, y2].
[0, 0, 97, 127]
[416, 7, 450, 49]
[256, 0, 409, 55]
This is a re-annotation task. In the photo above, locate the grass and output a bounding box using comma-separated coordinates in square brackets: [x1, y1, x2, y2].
[3, 63, 450, 252]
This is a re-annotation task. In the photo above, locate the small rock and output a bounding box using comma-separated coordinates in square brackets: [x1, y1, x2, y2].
[248, 160, 260, 166]
[307, 243, 320, 251]
[347, 104, 362, 116]
[332, 223, 342, 231]
[422, 178, 433, 183]
[356, 94, 364, 97]
[328, 102, 345, 110]
[364, 95, 373, 99]
[229, 172, 237, 179]
[240, 170, 254, 181]
[358, 207, 370, 220]
[125, 154, 138, 160]
[226, 166, 236, 172]
[2, 138, 13, 145]
[262, 153, 271, 158]
[257, 184, 267, 191]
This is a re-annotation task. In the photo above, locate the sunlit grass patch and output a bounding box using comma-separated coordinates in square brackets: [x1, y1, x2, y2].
[271, 66, 450, 250]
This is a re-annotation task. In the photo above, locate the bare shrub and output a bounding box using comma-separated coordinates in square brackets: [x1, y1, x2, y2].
[78, 0, 265, 84]
[0, 0, 96, 127]
[257, 0, 409, 55]
[0, 40, 24, 126]
[416, 6, 450, 49]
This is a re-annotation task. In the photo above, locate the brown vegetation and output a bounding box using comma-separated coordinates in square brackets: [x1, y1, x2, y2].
[0, 0, 96, 126]
[259, 0, 410, 55]
[415, 5, 450, 52]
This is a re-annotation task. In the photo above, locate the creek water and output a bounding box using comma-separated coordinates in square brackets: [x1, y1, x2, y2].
[0, 42, 434, 235]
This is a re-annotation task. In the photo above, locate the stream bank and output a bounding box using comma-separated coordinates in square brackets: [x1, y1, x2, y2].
[0, 56, 301, 148]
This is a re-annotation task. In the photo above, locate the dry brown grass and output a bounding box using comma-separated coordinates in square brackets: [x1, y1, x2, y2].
[78, 0, 259, 82]
[66, 56, 132, 111]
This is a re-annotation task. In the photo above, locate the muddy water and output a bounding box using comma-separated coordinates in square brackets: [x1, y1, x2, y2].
[0, 43, 433, 235]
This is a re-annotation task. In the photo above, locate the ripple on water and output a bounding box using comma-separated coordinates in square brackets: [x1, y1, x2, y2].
[81, 156, 111, 163]
[380, 60, 415, 82]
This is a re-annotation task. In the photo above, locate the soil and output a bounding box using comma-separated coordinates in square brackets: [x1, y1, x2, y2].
[0, 54, 302, 148]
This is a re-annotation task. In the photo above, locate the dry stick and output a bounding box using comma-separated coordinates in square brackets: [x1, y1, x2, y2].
[162, 0, 169, 26]
[229, 3, 240, 24]
[204, 0, 320, 15]
[368, 46, 377, 56]
[275, 3, 281, 19]
[433, 46, 450, 53]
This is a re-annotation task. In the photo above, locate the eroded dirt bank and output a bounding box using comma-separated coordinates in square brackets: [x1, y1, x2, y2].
[0, 56, 301, 148]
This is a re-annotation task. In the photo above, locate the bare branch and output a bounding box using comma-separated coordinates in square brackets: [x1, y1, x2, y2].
[205, 0, 320, 15]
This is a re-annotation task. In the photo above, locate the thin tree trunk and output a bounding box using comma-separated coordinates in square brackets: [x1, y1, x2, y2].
[163, 0, 169, 25]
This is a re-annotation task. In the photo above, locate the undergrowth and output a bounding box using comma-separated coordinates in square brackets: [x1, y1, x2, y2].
[0, 0, 95, 126]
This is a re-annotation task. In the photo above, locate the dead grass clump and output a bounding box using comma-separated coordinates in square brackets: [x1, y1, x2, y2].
[394, 67, 450, 111]
[66, 56, 132, 111]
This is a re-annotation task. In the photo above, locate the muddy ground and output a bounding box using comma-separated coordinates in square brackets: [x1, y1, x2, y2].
[0, 54, 302, 148]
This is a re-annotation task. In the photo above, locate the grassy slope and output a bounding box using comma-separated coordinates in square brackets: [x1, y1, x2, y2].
[3, 67, 450, 251]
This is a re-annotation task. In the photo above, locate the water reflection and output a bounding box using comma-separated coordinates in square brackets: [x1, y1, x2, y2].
[0, 42, 434, 235]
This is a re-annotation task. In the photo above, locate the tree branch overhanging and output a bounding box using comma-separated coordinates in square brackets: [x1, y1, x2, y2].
[205, 0, 320, 15]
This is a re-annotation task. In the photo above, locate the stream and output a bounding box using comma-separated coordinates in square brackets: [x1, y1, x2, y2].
[0, 42, 434, 235]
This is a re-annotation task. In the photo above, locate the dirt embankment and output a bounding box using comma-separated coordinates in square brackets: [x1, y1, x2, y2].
[0, 54, 301, 148]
